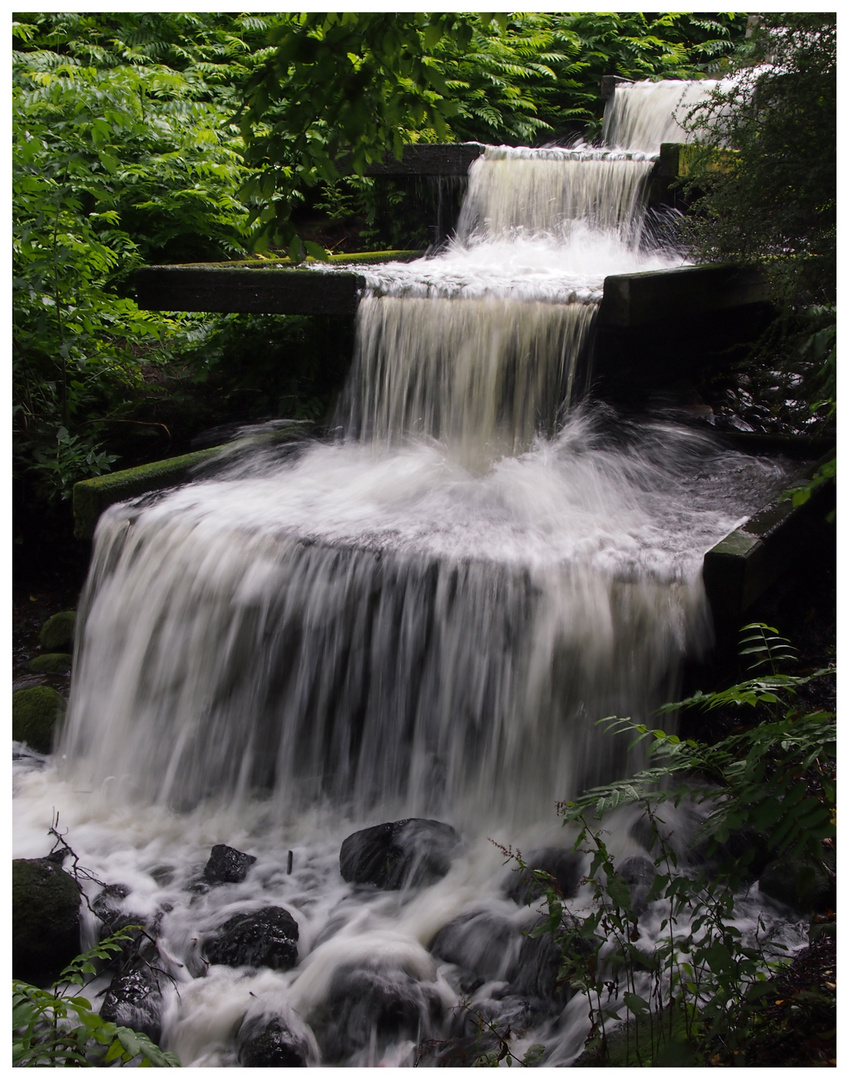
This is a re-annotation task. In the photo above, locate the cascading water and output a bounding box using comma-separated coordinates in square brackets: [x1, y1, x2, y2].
[14, 80, 806, 1067]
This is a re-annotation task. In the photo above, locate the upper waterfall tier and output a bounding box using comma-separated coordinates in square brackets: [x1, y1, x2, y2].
[602, 77, 730, 153]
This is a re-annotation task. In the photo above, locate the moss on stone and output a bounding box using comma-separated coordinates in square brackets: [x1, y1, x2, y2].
[39, 610, 76, 651]
[72, 446, 221, 539]
[27, 653, 73, 675]
[13, 686, 66, 753]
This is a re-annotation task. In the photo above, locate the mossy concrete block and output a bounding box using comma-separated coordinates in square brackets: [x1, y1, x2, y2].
[135, 251, 422, 316]
[703, 451, 835, 631]
[13, 858, 82, 984]
[27, 653, 73, 675]
[657, 142, 738, 179]
[599, 263, 767, 329]
[39, 610, 76, 651]
[13, 686, 66, 753]
[72, 446, 220, 540]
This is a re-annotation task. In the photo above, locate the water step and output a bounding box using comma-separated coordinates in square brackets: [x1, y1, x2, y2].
[72, 437, 833, 638]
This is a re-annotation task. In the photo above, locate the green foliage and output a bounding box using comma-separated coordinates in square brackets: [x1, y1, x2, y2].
[239, 12, 747, 251]
[530, 812, 780, 1066]
[683, 13, 836, 312]
[12, 928, 180, 1067]
[12, 12, 270, 504]
[565, 624, 835, 867]
[522, 622, 836, 1065]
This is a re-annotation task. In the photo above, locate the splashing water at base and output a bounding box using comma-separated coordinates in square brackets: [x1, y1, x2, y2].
[13, 77, 809, 1067]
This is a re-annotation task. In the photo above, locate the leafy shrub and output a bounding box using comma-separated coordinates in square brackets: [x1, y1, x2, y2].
[12, 928, 180, 1067]
[519, 624, 835, 1066]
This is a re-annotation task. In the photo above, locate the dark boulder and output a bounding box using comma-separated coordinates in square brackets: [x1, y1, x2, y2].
[12, 857, 81, 984]
[759, 856, 835, 914]
[100, 959, 164, 1043]
[318, 963, 444, 1062]
[204, 906, 299, 971]
[202, 844, 257, 885]
[430, 908, 521, 985]
[617, 854, 658, 916]
[505, 847, 583, 906]
[237, 1014, 315, 1067]
[339, 818, 460, 890]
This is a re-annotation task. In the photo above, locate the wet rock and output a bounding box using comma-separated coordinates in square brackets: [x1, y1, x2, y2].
[202, 844, 257, 885]
[12, 686, 66, 754]
[12, 857, 81, 984]
[39, 610, 76, 652]
[431, 909, 521, 984]
[759, 857, 835, 914]
[617, 854, 658, 916]
[339, 818, 460, 890]
[204, 906, 299, 971]
[100, 958, 164, 1043]
[237, 1014, 316, 1067]
[509, 921, 567, 1004]
[318, 963, 444, 1062]
[26, 653, 73, 675]
[505, 847, 583, 906]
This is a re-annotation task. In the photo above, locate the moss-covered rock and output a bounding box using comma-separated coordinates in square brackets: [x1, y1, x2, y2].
[12, 857, 82, 984]
[27, 653, 73, 675]
[39, 610, 76, 651]
[13, 686, 66, 753]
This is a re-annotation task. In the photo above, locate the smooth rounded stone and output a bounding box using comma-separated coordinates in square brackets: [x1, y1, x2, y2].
[759, 856, 835, 914]
[100, 959, 164, 1042]
[617, 854, 658, 916]
[26, 653, 73, 675]
[339, 818, 460, 890]
[509, 921, 568, 1005]
[12, 857, 81, 984]
[12, 686, 66, 754]
[202, 843, 257, 885]
[504, 847, 583, 906]
[203, 906, 299, 971]
[39, 610, 76, 652]
[430, 908, 523, 984]
[237, 1014, 316, 1067]
[317, 963, 445, 1063]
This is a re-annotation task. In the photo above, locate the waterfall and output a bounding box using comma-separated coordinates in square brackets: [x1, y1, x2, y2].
[602, 77, 731, 152]
[15, 77, 802, 1068]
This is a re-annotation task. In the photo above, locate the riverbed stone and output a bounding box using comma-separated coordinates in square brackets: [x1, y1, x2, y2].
[100, 957, 164, 1043]
[237, 1015, 314, 1067]
[617, 854, 658, 916]
[12, 685, 65, 753]
[12, 857, 81, 984]
[759, 856, 835, 914]
[203, 906, 299, 970]
[339, 818, 460, 890]
[27, 652, 73, 675]
[202, 843, 257, 885]
[39, 610, 76, 651]
[505, 847, 583, 906]
[318, 963, 444, 1062]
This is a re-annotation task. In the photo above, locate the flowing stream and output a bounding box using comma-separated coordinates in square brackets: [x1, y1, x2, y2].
[14, 79, 807, 1067]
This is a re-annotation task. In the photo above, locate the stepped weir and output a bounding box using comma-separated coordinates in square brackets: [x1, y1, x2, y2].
[16, 78, 824, 1066]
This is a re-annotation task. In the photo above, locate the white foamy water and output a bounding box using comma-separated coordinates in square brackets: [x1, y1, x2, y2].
[14, 76, 804, 1068]
[602, 77, 732, 152]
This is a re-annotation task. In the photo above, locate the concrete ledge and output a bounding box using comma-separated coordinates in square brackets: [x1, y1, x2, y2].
[73, 447, 221, 540]
[135, 251, 422, 315]
[599, 263, 767, 329]
[363, 143, 485, 176]
[703, 452, 835, 632]
[656, 142, 737, 180]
